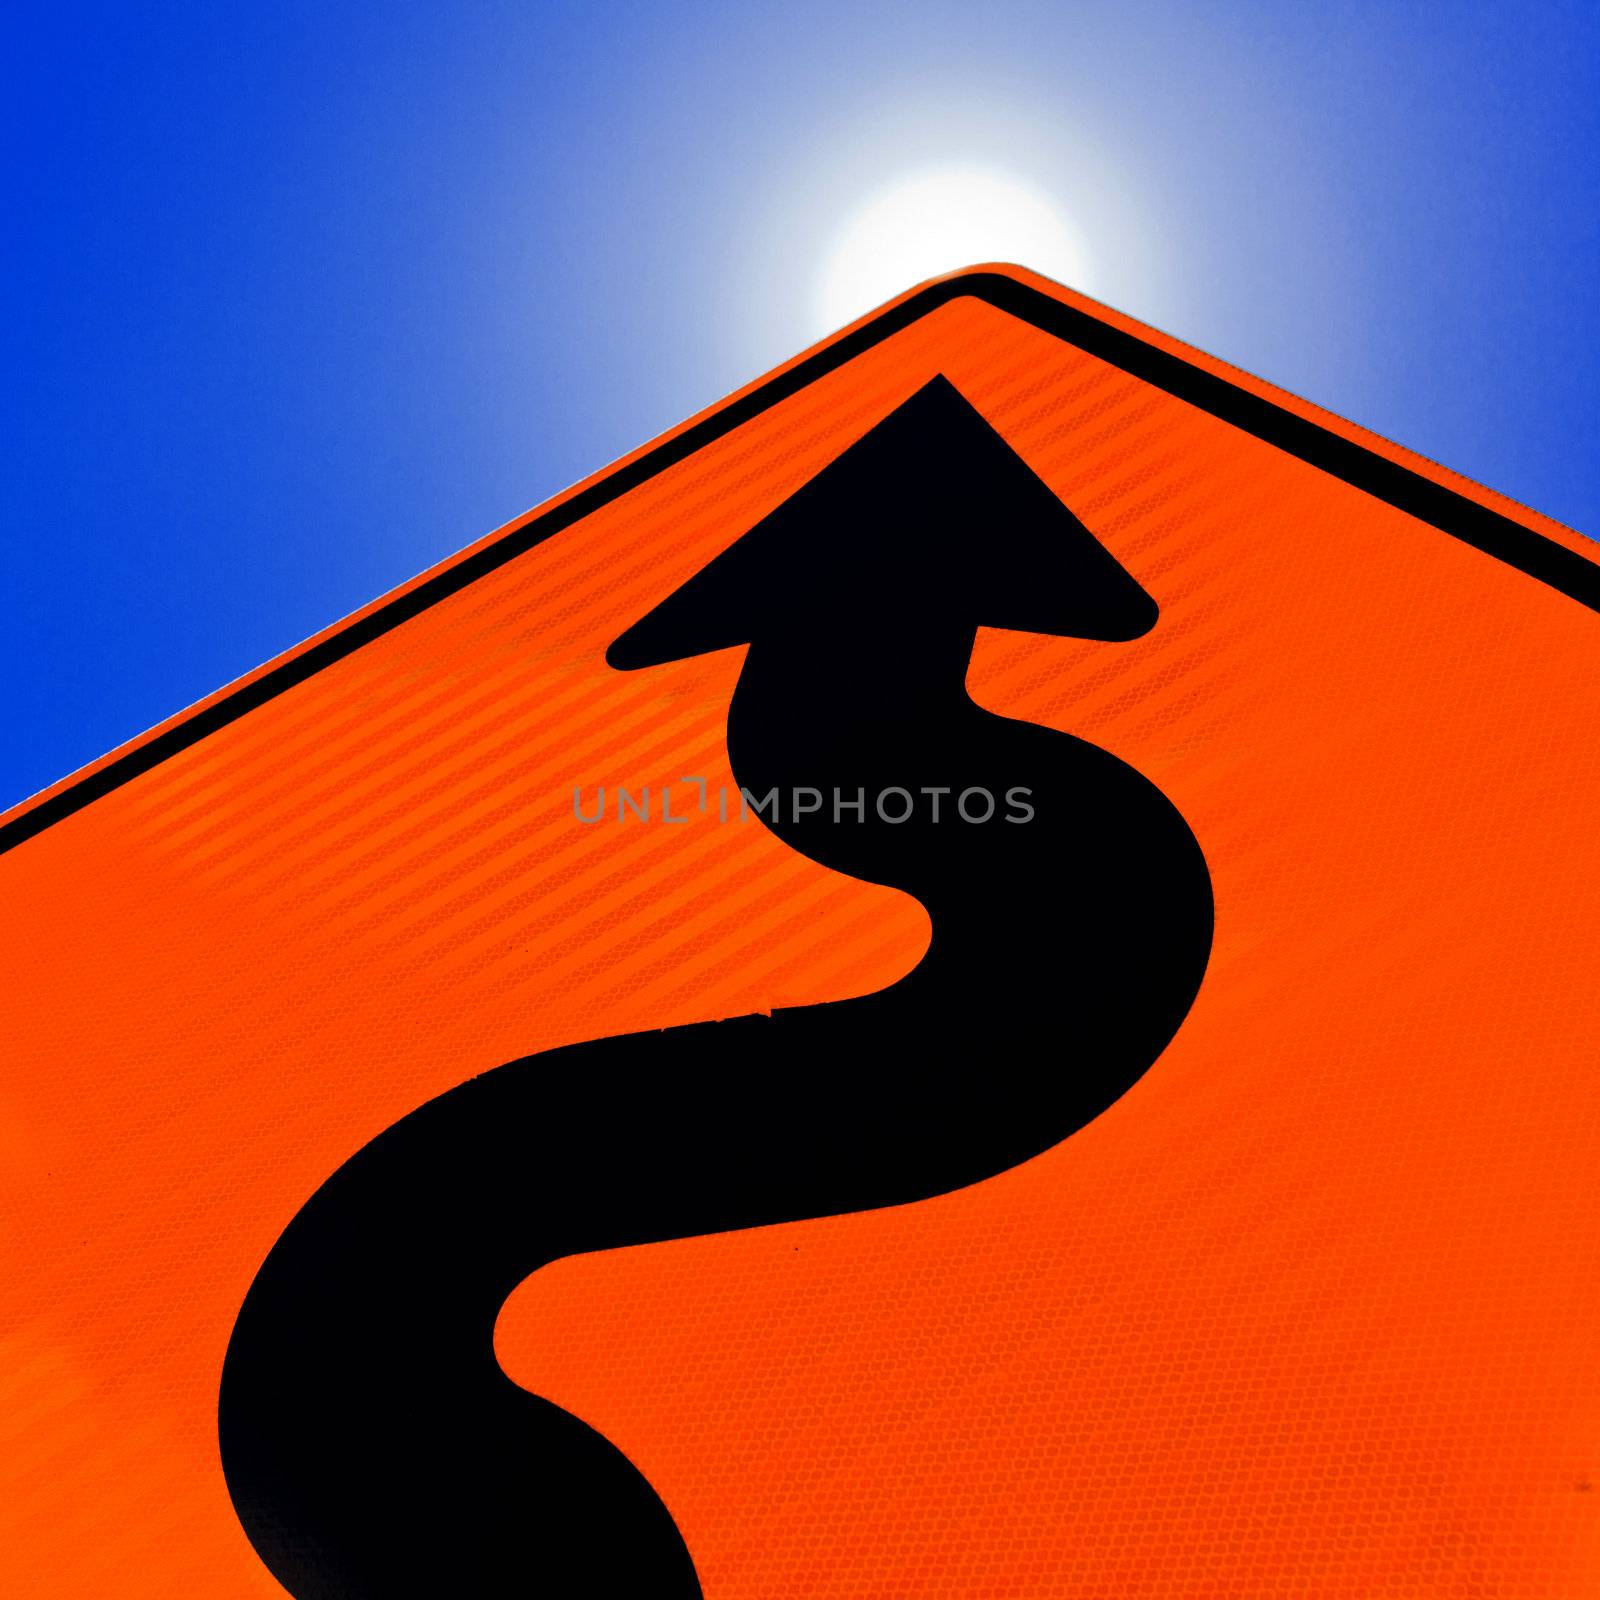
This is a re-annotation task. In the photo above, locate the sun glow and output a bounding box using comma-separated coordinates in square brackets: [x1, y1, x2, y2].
[814, 165, 1091, 334]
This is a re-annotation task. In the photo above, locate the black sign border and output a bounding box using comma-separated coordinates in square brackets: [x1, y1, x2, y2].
[4, 269, 1594, 857]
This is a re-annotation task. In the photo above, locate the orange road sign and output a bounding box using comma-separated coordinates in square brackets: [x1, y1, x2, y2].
[3, 265, 1598, 1597]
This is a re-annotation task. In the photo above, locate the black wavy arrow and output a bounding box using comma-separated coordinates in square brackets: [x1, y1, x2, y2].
[218, 375, 1214, 1596]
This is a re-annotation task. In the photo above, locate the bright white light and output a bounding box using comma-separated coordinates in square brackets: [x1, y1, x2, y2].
[815, 165, 1091, 334]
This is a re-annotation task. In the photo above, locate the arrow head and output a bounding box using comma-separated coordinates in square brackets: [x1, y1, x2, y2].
[608, 375, 1157, 670]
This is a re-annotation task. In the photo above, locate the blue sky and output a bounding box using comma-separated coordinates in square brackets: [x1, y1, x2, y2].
[4, 1, 1597, 812]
